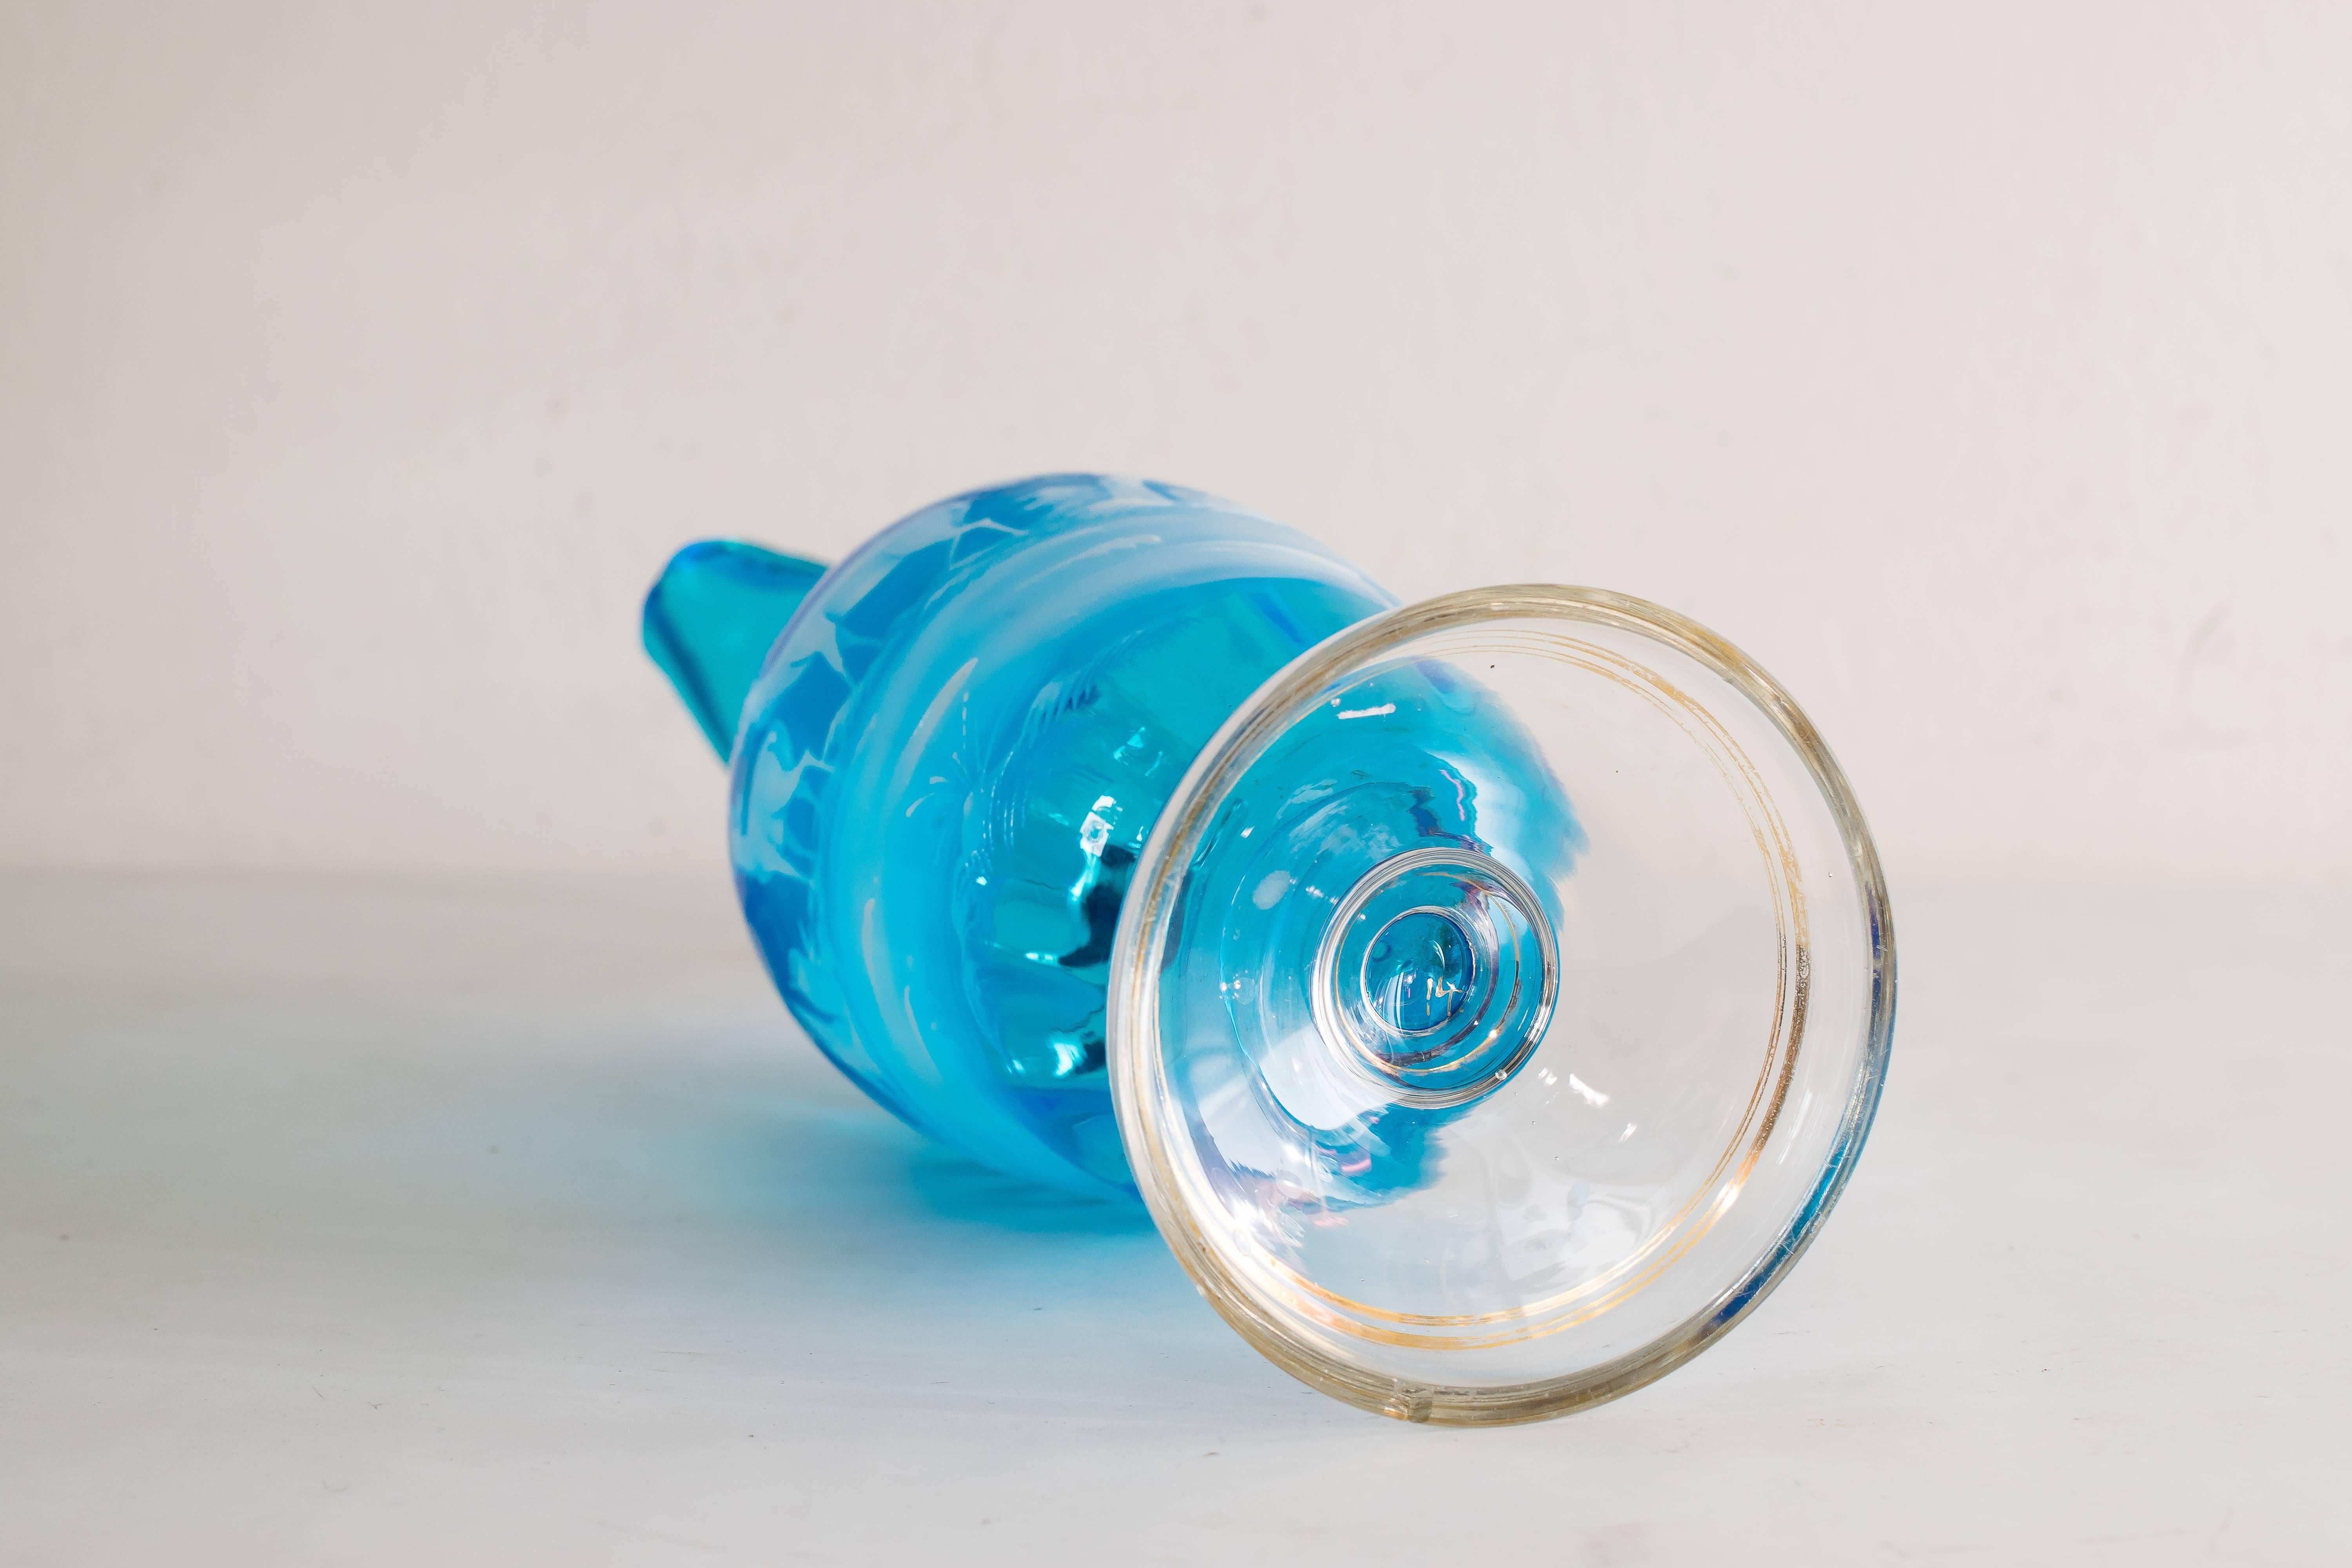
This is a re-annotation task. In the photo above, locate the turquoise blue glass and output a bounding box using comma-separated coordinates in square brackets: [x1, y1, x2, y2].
[644, 474, 1579, 1200]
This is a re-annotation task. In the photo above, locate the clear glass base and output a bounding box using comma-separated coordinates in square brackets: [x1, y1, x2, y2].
[1111, 586, 1893, 1423]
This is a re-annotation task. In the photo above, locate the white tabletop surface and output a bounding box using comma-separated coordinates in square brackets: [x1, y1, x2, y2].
[2, 871, 2344, 1564]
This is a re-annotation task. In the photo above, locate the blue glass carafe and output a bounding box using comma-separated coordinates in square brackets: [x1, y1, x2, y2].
[646, 474, 1895, 1424]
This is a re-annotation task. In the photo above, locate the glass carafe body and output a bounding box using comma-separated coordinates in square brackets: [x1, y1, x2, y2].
[713, 475, 1393, 1196]
[644, 472, 1895, 1425]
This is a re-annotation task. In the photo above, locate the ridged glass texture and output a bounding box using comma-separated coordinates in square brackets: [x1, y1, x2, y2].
[723, 475, 1394, 1196]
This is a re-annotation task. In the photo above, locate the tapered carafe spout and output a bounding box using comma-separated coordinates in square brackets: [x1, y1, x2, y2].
[643, 540, 830, 760]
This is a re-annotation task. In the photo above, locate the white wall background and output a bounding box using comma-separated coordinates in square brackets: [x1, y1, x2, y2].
[4, 2, 2346, 882]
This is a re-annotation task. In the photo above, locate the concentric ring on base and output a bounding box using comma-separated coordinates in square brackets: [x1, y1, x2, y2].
[1309, 846, 1557, 1109]
[1107, 586, 1895, 1425]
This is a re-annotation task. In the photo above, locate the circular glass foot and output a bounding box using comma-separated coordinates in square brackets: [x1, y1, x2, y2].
[1111, 586, 1894, 1425]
